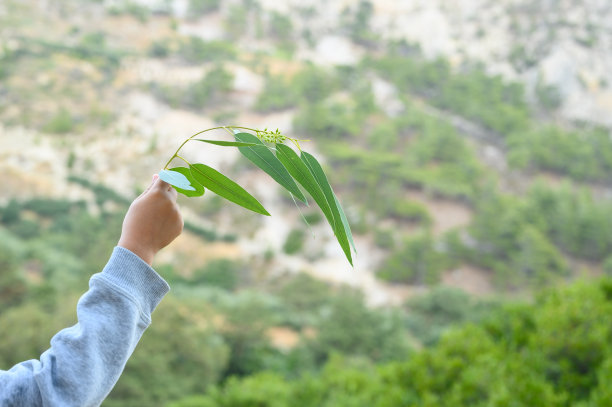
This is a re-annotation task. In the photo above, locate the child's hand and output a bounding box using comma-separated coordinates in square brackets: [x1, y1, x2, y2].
[118, 174, 184, 265]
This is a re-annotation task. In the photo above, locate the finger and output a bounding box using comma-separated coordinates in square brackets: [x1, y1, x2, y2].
[139, 174, 159, 198]
[155, 179, 178, 202]
[168, 185, 178, 201]
[153, 176, 171, 191]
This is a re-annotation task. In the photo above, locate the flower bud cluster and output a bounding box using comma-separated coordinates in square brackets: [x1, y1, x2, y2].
[256, 128, 287, 144]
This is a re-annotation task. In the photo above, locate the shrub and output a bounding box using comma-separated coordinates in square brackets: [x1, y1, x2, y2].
[388, 199, 431, 224]
[507, 125, 612, 182]
[370, 54, 530, 136]
[22, 198, 75, 218]
[1, 199, 21, 225]
[106, 297, 229, 405]
[535, 78, 562, 111]
[178, 38, 237, 63]
[283, 228, 306, 255]
[124, 2, 150, 23]
[510, 225, 569, 286]
[148, 39, 171, 58]
[367, 121, 398, 151]
[187, 65, 234, 108]
[188, 0, 221, 16]
[377, 233, 447, 284]
[184, 221, 216, 240]
[306, 290, 411, 363]
[43, 108, 74, 134]
[344, 0, 378, 47]
[268, 12, 295, 55]
[9, 219, 40, 240]
[67, 176, 130, 206]
[291, 66, 336, 103]
[268, 12, 293, 40]
[191, 259, 241, 290]
[303, 211, 323, 225]
[255, 75, 298, 112]
[293, 102, 360, 141]
[405, 286, 498, 345]
[604, 256, 612, 276]
[0, 241, 27, 311]
[374, 229, 394, 249]
[224, 5, 248, 39]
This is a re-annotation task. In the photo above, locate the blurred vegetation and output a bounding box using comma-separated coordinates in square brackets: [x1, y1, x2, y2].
[377, 233, 450, 285]
[152, 65, 234, 110]
[443, 181, 612, 287]
[178, 37, 237, 64]
[283, 228, 306, 255]
[255, 74, 298, 112]
[3, 2, 612, 406]
[343, 0, 378, 47]
[188, 0, 221, 16]
[43, 108, 75, 134]
[168, 278, 612, 407]
[508, 125, 612, 182]
[369, 47, 530, 136]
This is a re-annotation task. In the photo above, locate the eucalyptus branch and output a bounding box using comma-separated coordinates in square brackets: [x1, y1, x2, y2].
[158, 126, 355, 266]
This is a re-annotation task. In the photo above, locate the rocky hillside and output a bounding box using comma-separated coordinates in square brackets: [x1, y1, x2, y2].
[1, 0, 611, 305]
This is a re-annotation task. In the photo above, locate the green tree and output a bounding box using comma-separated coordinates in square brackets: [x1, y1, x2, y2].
[511, 225, 569, 286]
[528, 281, 612, 402]
[187, 65, 234, 108]
[217, 293, 280, 378]
[179, 38, 237, 63]
[106, 297, 229, 406]
[283, 228, 306, 255]
[188, 0, 221, 16]
[0, 240, 27, 311]
[191, 259, 241, 290]
[377, 234, 447, 284]
[292, 66, 336, 103]
[43, 108, 74, 134]
[405, 286, 498, 345]
[305, 290, 411, 364]
[255, 74, 298, 112]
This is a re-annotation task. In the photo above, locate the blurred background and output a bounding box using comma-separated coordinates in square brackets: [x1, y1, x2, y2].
[2, 0, 612, 405]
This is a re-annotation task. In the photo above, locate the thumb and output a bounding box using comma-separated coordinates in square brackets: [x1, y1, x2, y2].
[139, 174, 159, 198]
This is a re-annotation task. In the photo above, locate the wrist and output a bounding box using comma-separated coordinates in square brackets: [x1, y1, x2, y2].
[117, 239, 156, 265]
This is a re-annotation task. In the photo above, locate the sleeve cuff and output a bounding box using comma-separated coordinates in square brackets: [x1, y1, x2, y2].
[95, 246, 170, 318]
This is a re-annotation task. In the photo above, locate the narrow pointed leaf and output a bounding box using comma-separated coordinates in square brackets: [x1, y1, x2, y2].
[167, 167, 205, 197]
[301, 151, 353, 265]
[334, 193, 356, 252]
[276, 144, 353, 265]
[194, 139, 258, 147]
[189, 163, 270, 216]
[234, 132, 308, 204]
[159, 169, 196, 191]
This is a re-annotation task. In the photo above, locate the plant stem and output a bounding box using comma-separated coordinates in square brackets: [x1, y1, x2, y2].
[163, 125, 308, 169]
[163, 126, 252, 169]
[175, 155, 192, 166]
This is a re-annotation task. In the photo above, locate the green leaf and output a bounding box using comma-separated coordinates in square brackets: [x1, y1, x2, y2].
[159, 169, 196, 191]
[189, 163, 270, 216]
[234, 132, 308, 203]
[168, 167, 205, 197]
[301, 151, 353, 265]
[276, 144, 352, 265]
[334, 193, 356, 253]
[194, 139, 258, 147]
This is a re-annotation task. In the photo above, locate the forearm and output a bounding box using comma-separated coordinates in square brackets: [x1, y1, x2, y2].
[0, 247, 169, 407]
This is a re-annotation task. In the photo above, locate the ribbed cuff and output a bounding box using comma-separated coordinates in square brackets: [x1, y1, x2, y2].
[96, 246, 170, 317]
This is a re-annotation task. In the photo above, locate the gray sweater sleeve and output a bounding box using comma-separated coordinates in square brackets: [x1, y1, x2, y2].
[0, 246, 170, 407]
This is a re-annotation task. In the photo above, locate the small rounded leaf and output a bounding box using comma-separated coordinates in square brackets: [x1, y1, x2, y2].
[159, 169, 196, 191]
[167, 167, 205, 197]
